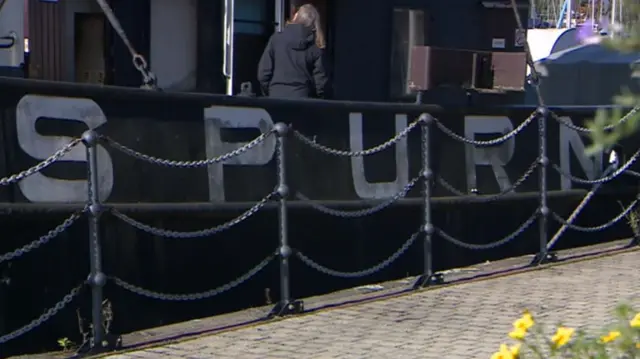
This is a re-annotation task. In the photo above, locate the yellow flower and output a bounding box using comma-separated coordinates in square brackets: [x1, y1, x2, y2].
[513, 312, 535, 332]
[510, 343, 521, 357]
[630, 313, 640, 328]
[508, 311, 534, 340]
[509, 328, 526, 340]
[601, 331, 621, 343]
[551, 327, 575, 348]
[491, 344, 520, 359]
[636, 343, 640, 349]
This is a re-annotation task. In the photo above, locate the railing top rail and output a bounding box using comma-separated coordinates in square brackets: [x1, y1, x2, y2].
[0, 76, 448, 114]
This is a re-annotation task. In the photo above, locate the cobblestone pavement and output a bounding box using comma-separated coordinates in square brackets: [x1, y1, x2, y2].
[104, 250, 640, 359]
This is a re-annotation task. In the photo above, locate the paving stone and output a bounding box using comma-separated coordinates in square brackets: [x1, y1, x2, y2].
[104, 250, 640, 358]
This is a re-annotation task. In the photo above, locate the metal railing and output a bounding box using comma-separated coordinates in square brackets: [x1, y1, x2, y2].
[0, 105, 639, 355]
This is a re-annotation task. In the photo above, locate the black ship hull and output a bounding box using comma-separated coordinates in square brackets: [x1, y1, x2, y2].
[0, 78, 636, 356]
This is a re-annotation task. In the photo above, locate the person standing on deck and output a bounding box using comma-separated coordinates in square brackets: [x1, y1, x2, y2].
[257, 4, 330, 99]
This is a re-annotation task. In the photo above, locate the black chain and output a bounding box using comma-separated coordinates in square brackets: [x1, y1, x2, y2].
[295, 231, 420, 278]
[295, 176, 420, 217]
[552, 148, 640, 185]
[551, 107, 640, 133]
[111, 254, 275, 301]
[436, 210, 539, 250]
[432, 112, 536, 146]
[437, 158, 539, 201]
[0, 209, 85, 264]
[0, 139, 81, 186]
[101, 131, 273, 168]
[292, 118, 422, 157]
[551, 200, 639, 232]
[0, 283, 85, 343]
[110, 193, 275, 238]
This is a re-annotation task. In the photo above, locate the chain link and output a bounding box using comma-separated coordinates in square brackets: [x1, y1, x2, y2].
[437, 158, 539, 201]
[295, 231, 420, 278]
[551, 148, 640, 185]
[436, 210, 539, 250]
[0, 283, 84, 344]
[111, 192, 275, 238]
[111, 254, 274, 301]
[0, 139, 81, 186]
[551, 200, 639, 232]
[0, 209, 85, 264]
[292, 118, 422, 157]
[432, 112, 536, 146]
[295, 176, 420, 217]
[94, 0, 157, 88]
[551, 106, 640, 133]
[101, 131, 273, 168]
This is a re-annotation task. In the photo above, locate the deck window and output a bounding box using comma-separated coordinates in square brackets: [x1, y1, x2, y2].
[235, 0, 269, 34]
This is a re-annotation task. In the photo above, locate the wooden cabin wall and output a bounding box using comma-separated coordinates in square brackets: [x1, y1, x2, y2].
[27, 0, 64, 81]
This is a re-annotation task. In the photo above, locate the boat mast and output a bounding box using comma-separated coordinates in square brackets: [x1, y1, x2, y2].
[531, 0, 537, 25]
[611, 0, 616, 26]
[556, 0, 573, 28]
[223, 0, 234, 95]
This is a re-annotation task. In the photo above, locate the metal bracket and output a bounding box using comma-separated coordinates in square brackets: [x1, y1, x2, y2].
[268, 300, 304, 318]
[412, 272, 444, 289]
[70, 333, 122, 358]
[0, 34, 16, 50]
[529, 251, 558, 266]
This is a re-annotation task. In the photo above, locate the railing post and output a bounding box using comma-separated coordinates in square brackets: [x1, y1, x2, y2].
[531, 107, 556, 265]
[269, 123, 303, 317]
[413, 114, 442, 288]
[81, 130, 108, 351]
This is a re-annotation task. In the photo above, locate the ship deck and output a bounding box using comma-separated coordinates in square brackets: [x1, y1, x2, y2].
[15, 239, 640, 359]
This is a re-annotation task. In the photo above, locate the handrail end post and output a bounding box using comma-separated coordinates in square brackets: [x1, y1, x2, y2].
[413, 116, 443, 289]
[413, 271, 444, 289]
[82, 129, 123, 354]
[268, 299, 304, 318]
[270, 125, 303, 318]
[529, 251, 558, 266]
[530, 107, 558, 266]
